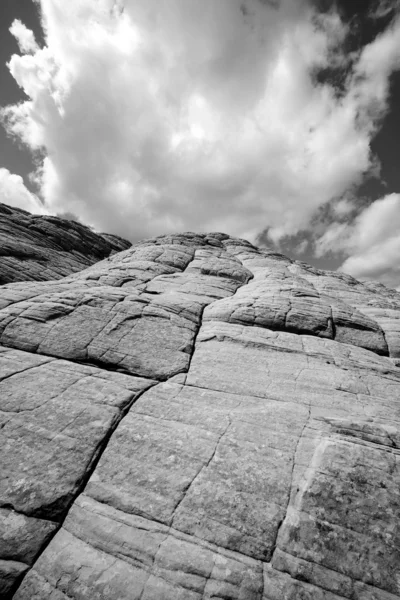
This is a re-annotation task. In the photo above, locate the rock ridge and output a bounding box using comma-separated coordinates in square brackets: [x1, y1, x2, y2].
[0, 230, 399, 599]
[0, 202, 131, 284]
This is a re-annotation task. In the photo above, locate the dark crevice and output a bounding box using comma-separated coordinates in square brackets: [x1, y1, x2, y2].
[259, 569, 265, 600]
[380, 327, 390, 357]
[0, 503, 37, 517]
[222, 313, 391, 357]
[170, 418, 231, 525]
[6, 569, 30, 600]
[185, 306, 206, 375]
[0, 359, 55, 383]
[269, 403, 311, 563]
[75, 355, 158, 380]
[268, 518, 284, 561]
[0, 345, 158, 382]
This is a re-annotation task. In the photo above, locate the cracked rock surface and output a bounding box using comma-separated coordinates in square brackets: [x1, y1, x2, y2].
[0, 231, 399, 599]
[0, 203, 131, 284]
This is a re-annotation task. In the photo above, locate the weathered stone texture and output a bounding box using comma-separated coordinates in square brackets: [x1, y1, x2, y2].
[0, 230, 399, 599]
[0, 202, 131, 284]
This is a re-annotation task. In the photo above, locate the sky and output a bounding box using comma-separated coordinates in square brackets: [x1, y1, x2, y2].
[1, 0, 400, 288]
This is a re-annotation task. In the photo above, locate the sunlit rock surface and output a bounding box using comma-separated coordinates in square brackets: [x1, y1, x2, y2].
[0, 203, 131, 284]
[0, 231, 399, 599]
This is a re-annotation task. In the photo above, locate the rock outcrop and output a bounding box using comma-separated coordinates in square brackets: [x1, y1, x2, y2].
[0, 203, 131, 284]
[0, 231, 399, 599]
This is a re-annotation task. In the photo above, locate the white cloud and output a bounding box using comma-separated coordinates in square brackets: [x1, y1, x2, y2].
[2, 0, 400, 243]
[315, 194, 400, 288]
[314, 221, 350, 258]
[351, 15, 400, 128]
[294, 238, 309, 254]
[341, 194, 400, 287]
[0, 168, 48, 214]
[332, 197, 356, 218]
[9, 19, 39, 54]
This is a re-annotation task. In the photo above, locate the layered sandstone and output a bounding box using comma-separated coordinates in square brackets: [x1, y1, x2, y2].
[0, 203, 131, 284]
[0, 232, 399, 599]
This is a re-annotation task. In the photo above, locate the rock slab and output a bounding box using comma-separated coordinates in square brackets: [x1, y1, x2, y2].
[0, 230, 399, 599]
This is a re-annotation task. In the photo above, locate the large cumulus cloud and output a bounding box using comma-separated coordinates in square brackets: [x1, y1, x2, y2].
[316, 194, 400, 289]
[0, 167, 47, 214]
[2, 0, 400, 243]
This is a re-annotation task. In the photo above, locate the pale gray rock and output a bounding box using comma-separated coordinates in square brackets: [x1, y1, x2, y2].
[0, 232, 398, 599]
[288, 260, 400, 358]
[0, 240, 251, 379]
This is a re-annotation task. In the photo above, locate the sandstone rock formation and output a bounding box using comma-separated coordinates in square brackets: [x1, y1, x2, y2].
[0, 203, 131, 284]
[0, 232, 399, 599]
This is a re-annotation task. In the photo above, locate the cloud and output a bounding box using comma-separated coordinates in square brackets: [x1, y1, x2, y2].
[369, 0, 400, 20]
[352, 14, 400, 127]
[315, 193, 400, 288]
[9, 19, 39, 54]
[1, 0, 400, 243]
[332, 197, 357, 218]
[0, 168, 48, 214]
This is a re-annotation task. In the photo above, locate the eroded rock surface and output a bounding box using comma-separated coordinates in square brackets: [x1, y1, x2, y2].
[0, 203, 131, 284]
[0, 232, 399, 599]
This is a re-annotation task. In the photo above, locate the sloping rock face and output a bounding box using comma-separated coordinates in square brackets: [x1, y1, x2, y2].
[1, 232, 400, 600]
[0, 203, 131, 284]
